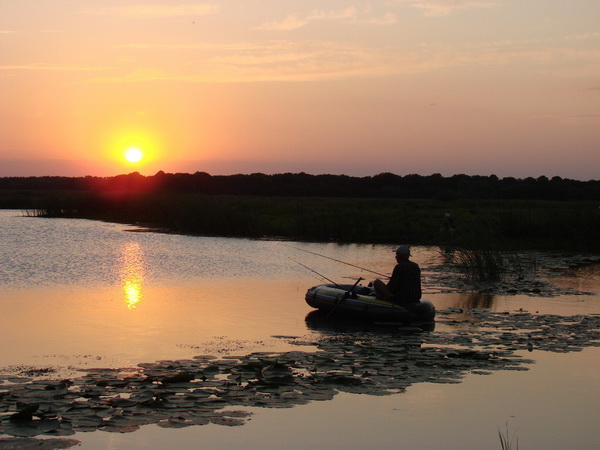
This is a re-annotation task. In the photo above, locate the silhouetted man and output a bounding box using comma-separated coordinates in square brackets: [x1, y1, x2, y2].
[373, 245, 422, 303]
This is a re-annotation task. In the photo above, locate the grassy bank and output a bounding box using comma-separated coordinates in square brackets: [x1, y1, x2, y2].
[9, 191, 599, 252]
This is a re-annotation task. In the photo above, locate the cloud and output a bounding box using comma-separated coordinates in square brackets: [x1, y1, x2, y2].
[566, 32, 600, 41]
[367, 12, 397, 25]
[307, 7, 360, 22]
[0, 63, 113, 72]
[85, 4, 219, 19]
[85, 40, 495, 84]
[88, 41, 393, 83]
[115, 42, 268, 51]
[537, 113, 600, 124]
[255, 7, 395, 31]
[92, 39, 598, 84]
[256, 15, 308, 31]
[396, 0, 499, 16]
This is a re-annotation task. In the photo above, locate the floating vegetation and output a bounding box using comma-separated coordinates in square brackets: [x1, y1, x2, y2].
[0, 310, 599, 445]
[429, 250, 598, 297]
[0, 437, 80, 449]
[177, 337, 269, 355]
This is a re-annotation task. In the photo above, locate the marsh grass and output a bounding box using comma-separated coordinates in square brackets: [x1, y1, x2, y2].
[13, 192, 600, 252]
[498, 422, 519, 450]
[447, 248, 539, 282]
[450, 249, 505, 281]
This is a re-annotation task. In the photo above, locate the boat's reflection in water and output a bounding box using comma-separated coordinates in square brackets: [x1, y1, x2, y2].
[304, 310, 435, 334]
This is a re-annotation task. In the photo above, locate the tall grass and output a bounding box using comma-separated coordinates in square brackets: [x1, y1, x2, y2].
[14, 192, 600, 252]
[498, 422, 519, 450]
[445, 248, 539, 282]
[449, 249, 505, 281]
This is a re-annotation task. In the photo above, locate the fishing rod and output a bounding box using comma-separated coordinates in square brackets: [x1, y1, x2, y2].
[327, 276, 363, 319]
[286, 245, 389, 278]
[289, 258, 339, 287]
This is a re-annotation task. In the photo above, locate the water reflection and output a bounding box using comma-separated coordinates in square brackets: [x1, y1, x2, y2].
[304, 310, 436, 333]
[462, 291, 494, 309]
[119, 243, 145, 310]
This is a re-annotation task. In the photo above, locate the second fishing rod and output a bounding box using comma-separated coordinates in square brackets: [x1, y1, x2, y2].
[286, 245, 389, 279]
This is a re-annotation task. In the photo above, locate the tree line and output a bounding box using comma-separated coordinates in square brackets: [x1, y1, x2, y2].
[1, 171, 599, 201]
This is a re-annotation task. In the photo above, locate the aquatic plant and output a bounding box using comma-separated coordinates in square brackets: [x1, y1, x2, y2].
[449, 248, 505, 281]
[498, 422, 519, 450]
[9, 193, 600, 252]
[0, 311, 598, 441]
[446, 248, 539, 283]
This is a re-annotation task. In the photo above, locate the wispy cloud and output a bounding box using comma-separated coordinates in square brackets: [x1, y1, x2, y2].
[255, 7, 395, 31]
[85, 4, 219, 19]
[0, 63, 113, 72]
[91, 39, 580, 84]
[116, 42, 250, 50]
[367, 12, 397, 25]
[307, 7, 360, 22]
[84, 26, 600, 85]
[256, 15, 308, 31]
[566, 32, 600, 41]
[538, 112, 600, 124]
[397, 0, 499, 16]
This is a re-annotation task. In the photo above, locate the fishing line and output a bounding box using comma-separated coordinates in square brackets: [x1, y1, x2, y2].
[285, 245, 389, 278]
[289, 258, 339, 286]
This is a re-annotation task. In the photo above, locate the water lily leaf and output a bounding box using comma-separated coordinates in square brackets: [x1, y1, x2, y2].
[214, 412, 252, 423]
[101, 424, 140, 433]
[3, 422, 42, 437]
[160, 371, 195, 384]
[108, 398, 137, 408]
[0, 437, 80, 449]
[209, 416, 246, 426]
[322, 374, 363, 386]
[10, 403, 39, 422]
[37, 418, 61, 433]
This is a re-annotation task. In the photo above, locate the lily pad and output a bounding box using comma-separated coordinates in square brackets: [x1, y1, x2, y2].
[0, 437, 80, 449]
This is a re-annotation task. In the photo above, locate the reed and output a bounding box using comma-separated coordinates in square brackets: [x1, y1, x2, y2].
[450, 248, 505, 281]
[10, 192, 600, 252]
[446, 248, 538, 282]
[498, 422, 519, 450]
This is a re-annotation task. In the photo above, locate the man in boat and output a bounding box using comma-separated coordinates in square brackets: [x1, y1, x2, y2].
[373, 245, 422, 303]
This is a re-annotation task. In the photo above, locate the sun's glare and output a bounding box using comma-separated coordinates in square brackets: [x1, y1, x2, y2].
[124, 147, 143, 163]
[119, 243, 145, 310]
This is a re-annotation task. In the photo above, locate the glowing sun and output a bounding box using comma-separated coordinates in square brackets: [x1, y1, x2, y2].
[124, 147, 143, 163]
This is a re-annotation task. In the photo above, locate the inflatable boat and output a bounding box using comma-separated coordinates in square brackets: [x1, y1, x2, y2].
[305, 283, 436, 323]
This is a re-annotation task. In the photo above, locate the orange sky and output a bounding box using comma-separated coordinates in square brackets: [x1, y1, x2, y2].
[1, 1, 599, 179]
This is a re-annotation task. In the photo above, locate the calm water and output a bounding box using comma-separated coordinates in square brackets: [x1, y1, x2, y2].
[1, 210, 599, 449]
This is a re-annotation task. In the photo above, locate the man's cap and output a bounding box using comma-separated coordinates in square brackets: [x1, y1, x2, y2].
[393, 245, 410, 255]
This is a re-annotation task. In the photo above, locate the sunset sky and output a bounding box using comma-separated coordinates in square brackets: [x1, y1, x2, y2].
[1, 1, 598, 180]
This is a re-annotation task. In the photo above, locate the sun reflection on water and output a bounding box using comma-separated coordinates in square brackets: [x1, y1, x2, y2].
[119, 243, 145, 310]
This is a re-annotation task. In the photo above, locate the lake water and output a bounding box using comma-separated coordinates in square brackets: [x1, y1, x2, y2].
[1, 209, 599, 449]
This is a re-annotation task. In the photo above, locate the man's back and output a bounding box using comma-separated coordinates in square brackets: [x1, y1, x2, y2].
[387, 260, 422, 303]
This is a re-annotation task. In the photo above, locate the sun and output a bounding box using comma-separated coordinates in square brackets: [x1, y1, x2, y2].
[124, 147, 143, 163]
